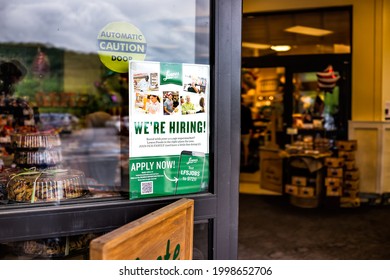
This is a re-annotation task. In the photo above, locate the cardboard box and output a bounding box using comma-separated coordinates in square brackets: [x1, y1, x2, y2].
[345, 170, 360, 180]
[298, 186, 315, 197]
[325, 177, 343, 188]
[285, 184, 299, 195]
[327, 167, 343, 178]
[343, 189, 359, 198]
[326, 186, 342, 196]
[338, 151, 355, 161]
[344, 180, 359, 190]
[324, 157, 345, 168]
[344, 160, 356, 170]
[336, 140, 357, 151]
[340, 197, 360, 208]
[291, 176, 307, 187]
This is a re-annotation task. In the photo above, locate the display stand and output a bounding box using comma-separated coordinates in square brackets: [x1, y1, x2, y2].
[283, 153, 330, 208]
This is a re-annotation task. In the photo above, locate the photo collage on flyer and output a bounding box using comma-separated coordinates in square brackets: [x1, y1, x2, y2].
[128, 61, 210, 199]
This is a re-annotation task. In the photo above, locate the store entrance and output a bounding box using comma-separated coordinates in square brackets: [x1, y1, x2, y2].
[240, 54, 351, 195]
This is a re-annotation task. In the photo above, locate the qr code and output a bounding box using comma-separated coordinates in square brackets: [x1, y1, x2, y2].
[141, 181, 153, 195]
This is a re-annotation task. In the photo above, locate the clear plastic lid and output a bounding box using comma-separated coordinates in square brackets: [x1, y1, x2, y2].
[11, 131, 61, 149]
[6, 168, 87, 202]
[4, 233, 98, 259]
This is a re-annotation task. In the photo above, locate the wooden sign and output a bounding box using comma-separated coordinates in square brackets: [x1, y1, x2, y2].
[89, 198, 194, 260]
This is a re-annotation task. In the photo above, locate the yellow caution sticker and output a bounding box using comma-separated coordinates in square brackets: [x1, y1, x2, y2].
[97, 22, 146, 73]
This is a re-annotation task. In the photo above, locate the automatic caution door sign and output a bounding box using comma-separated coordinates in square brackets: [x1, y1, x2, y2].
[97, 22, 147, 73]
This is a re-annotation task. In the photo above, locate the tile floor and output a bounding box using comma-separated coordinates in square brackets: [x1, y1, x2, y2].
[238, 173, 390, 260]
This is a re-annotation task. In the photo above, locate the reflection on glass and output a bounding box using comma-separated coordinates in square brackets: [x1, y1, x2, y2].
[193, 222, 209, 260]
[0, 0, 210, 205]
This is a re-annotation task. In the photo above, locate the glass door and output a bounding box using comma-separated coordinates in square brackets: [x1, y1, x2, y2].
[0, 0, 242, 260]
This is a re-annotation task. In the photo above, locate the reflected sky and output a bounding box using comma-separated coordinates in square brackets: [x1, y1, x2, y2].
[0, 0, 209, 63]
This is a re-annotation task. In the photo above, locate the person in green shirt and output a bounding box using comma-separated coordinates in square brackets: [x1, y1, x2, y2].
[181, 95, 195, 114]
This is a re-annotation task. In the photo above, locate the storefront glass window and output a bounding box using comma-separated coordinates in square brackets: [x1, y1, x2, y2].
[0, 0, 211, 206]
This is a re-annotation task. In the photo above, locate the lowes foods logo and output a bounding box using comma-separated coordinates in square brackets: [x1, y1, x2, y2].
[160, 63, 182, 86]
[186, 157, 199, 165]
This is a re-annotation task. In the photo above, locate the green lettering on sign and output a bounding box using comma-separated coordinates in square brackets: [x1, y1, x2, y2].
[135, 239, 181, 260]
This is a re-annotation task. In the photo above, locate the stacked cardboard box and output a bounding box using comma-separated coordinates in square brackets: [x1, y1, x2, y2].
[338, 140, 360, 207]
[285, 175, 317, 198]
[324, 140, 360, 207]
[324, 157, 344, 200]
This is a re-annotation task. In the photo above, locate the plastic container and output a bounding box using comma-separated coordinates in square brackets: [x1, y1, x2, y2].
[4, 234, 98, 259]
[7, 169, 87, 202]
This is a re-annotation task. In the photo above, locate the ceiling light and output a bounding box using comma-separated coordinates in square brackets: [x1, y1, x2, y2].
[270, 45, 291, 52]
[284, 25, 333, 36]
[242, 42, 271, 49]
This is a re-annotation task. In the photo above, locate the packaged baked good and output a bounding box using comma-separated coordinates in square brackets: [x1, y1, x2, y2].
[4, 233, 98, 259]
[0, 167, 19, 202]
[11, 131, 63, 168]
[13, 148, 62, 167]
[0, 174, 7, 201]
[11, 131, 61, 149]
[7, 168, 87, 202]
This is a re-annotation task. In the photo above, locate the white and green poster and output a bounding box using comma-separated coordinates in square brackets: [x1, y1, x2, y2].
[129, 61, 210, 199]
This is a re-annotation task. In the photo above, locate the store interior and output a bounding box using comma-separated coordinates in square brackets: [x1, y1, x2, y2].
[238, 5, 390, 259]
[239, 7, 352, 198]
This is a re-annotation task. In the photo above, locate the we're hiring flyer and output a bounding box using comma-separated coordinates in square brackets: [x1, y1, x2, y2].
[129, 61, 210, 199]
